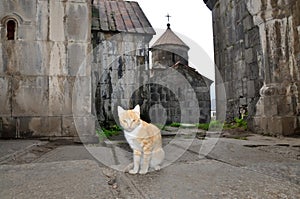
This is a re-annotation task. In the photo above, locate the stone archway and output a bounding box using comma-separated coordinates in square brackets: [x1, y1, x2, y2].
[130, 83, 181, 125]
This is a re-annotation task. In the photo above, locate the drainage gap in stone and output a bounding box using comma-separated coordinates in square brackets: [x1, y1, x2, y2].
[243, 144, 268, 148]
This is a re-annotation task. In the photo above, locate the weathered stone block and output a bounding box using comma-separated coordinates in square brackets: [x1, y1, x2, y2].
[233, 41, 245, 62]
[1, 42, 48, 76]
[18, 117, 62, 137]
[49, 42, 68, 76]
[248, 62, 260, 80]
[235, 23, 244, 41]
[0, 117, 16, 138]
[20, 41, 49, 75]
[12, 76, 49, 117]
[262, 96, 278, 116]
[243, 15, 254, 31]
[239, 97, 247, 106]
[49, 76, 75, 116]
[123, 55, 136, 70]
[247, 80, 256, 98]
[62, 116, 79, 137]
[49, 0, 65, 42]
[73, 116, 97, 141]
[72, 76, 92, 116]
[281, 117, 298, 136]
[0, 76, 11, 116]
[254, 116, 298, 136]
[36, 0, 49, 41]
[104, 40, 118, 55]
[245, 48, 255, 63]
[124, 41, 136, 55]
[68, 43, 90, 76]
[66, 2, 89, 42]
[224, 67, 232, 82]
[0, 0, 36, 21]
[233, 60, 246, 80]
[0, 45, 3, 74]
[18, 23, 37, 41]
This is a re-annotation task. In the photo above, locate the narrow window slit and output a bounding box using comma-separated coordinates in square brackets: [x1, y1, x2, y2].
[7, 20, 16, 40]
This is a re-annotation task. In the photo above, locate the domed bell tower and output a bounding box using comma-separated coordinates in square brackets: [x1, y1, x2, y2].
[151, 21, 190, 69]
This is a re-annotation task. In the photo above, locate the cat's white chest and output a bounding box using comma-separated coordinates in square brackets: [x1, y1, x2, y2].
[124, 125, 142, 151]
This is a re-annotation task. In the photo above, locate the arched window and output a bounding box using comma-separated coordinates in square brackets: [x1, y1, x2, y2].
[6, 20, 16, 40]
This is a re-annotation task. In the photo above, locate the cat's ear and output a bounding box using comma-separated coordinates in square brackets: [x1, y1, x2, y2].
[117, 106, 125, 116]
[133, 104, 140, 115]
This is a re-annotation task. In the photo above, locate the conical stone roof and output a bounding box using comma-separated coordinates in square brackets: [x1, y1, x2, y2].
[151, 24, 189, 50]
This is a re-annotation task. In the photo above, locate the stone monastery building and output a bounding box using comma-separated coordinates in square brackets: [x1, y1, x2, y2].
[0, 0, 212, 140]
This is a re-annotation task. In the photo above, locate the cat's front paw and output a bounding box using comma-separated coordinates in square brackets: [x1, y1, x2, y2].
[139, 169, 148, 175]
[129, 169, 138, 174]
[154, 165, 161, 171]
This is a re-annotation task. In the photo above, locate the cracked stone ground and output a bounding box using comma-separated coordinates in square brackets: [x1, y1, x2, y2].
[0, 129, 299, 198]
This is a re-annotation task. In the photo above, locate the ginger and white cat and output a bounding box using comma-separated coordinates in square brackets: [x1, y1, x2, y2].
[118, 105, 165, 174]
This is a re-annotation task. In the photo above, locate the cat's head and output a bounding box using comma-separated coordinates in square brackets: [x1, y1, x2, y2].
[117, 105, 141, 132]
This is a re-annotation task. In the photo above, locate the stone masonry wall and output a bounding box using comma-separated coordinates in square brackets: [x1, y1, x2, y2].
[0, 0, 93, 139]
[205, 0, 300, 136]
[93, 32, 152, 126]
[136, 65, 211, 125]
[247, 0, 300, 135]
[208, 0, 264, 125]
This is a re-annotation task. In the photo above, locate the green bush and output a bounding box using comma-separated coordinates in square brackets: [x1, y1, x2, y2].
[234, 117, 247, 129]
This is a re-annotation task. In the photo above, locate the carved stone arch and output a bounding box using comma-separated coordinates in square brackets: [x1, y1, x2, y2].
[1, 13, 23, 40]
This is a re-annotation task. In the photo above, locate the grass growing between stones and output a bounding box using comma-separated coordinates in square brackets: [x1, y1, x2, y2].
[96, 125, 122, 141]
[170, 122, 181, 127]
[196, 120, 224, 131]
[222, 118, 248, 130]
[196, 118, 248, 131]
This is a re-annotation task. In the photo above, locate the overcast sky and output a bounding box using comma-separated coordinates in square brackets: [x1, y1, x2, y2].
[135, 0, 215, 81]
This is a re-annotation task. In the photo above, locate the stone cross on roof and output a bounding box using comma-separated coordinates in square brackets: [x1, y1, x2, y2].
[166, 14, 171, 29]
[166, 13, 171, 22]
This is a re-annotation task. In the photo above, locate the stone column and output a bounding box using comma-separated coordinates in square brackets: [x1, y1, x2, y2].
[247, 0, 300, 136]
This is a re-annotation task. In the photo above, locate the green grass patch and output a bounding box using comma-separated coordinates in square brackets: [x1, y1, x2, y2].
[234, 117, 247, 129]
[96, 125, 121, 141]
[209, 120, 224, 130]
[220, 118, 248, 130]
[196, 123, 209, 131]
[170, 122, 181, 128]
[160, 118, 247, 132]
[169, 122, 195, 128]
[196, 118, 247, 131]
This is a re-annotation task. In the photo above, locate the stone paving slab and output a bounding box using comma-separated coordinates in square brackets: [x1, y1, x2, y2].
[0, 140, 46, 163]
[0, 160, 114, 199]
[34, 145, 96, 163]
[123, 159, 300, 199]
[222, 134, 300, 147]
[0, 137, 299, 198]
[189, 138, 300, 185]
